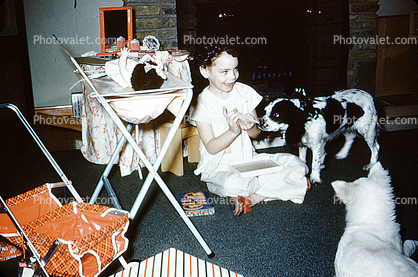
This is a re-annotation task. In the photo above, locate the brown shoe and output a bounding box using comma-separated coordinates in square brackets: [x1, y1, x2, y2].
[306, 177, 312, 192]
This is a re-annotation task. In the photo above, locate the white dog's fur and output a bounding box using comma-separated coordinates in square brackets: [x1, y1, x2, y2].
[332, 162, 418, 277]
[260, 89, 380, 183]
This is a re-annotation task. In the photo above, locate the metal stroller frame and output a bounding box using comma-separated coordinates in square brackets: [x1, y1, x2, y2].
[0, 103, 131, 277]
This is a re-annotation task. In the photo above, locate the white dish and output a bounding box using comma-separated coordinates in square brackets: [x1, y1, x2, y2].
[229, 158, 282, 178]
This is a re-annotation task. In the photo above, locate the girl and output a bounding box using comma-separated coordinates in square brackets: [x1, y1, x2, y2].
[191, 43, 310, 216]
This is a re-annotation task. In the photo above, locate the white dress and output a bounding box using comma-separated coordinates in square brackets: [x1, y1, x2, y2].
[191, 82, 309, 203]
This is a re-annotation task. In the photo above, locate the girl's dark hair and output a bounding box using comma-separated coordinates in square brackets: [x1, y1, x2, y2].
[191, 39, 239, 68]
[188, 36, 240, 96]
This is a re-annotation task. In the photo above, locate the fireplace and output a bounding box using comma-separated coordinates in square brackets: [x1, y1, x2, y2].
[177, 0, 349, 97]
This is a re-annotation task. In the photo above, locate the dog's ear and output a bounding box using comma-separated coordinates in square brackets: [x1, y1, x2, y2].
[270, 100, 298, 120]
[367, 162, 391, 184]
[331, 180, 352, 204]
[282, 102, 307, 146]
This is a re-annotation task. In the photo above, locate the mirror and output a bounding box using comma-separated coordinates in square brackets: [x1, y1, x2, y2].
[99, 6, 133, 54]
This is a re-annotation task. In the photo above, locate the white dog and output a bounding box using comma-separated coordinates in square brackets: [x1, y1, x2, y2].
[332, 162, 418, 277]
[259, 89, 380, 184]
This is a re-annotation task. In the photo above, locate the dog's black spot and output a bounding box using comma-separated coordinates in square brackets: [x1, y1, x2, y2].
[270, 100, 307, 146]
[270, 100, 295, 122]
[346, 103, 364, 126]
[322, 98, 345, 134]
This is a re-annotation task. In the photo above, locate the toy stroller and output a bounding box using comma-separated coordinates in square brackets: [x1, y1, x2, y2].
[0, 103, 131, 277]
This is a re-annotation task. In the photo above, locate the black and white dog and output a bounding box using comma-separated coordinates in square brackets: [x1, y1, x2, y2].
[259, 89, 380, 184]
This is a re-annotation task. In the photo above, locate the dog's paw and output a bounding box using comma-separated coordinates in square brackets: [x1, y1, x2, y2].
[312, 181, 322, 186]
[310, 172, 322, 185]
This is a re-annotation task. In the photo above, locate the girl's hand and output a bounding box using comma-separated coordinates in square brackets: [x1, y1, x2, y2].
[223, 107, 241, 135]
[238, 113, 257, 130]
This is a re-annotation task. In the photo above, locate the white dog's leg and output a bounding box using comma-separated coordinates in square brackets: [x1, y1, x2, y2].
[363, 131, 380, 170]
[335, 132, 356, 160]
[310, 143, 326, 183]
[299, 146, 307, 163]
[403, 240, 418, 257]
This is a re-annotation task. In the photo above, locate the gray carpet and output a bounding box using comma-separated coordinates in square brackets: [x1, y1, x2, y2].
[1, 120, 418, 276]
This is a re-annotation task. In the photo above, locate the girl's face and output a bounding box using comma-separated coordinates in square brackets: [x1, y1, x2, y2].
[200, 52, 239, 97]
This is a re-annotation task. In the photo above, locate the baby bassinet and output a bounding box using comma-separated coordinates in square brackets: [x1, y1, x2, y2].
[0, 103, 130, 277]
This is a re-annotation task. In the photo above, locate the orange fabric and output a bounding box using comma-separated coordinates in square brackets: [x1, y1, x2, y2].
[0, 185, 61, 235]
[1, 187, 129, 277]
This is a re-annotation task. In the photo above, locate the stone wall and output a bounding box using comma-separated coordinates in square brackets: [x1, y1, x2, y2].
[125, 0, 379, 94]
[347, 0, 379, 93]
[124, 0, 178, 49]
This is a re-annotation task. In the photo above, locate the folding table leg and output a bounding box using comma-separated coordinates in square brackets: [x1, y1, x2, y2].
[101, 176, 122, 210]
[129, 150, 215, 258]
[95, 91, 214, 258]
[123, 95, 214, 258]
[65, 54, 214, 257]
[135, 169, 215, 258]
[89, 124, 133, 209]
